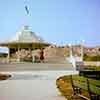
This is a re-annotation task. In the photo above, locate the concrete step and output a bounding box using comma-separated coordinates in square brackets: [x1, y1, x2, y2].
[44, 56, 70, 64]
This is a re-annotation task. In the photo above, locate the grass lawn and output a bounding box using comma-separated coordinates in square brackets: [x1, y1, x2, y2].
[56, 74, 100, 100]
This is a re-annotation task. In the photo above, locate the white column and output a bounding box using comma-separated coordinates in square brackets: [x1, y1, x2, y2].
[32, 50, 34, 62]
[32, 44, 35, 62]
[17, 45, 20, 62]
[17, 33, 20, 62]
[29, 47, 31, 62]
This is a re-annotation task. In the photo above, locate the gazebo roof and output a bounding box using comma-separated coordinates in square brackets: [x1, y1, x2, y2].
[0, 25, 50, 48]
[10, 25, 44, 43]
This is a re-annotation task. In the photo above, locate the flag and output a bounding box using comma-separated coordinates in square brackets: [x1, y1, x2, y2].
[25, 5, 29, 15]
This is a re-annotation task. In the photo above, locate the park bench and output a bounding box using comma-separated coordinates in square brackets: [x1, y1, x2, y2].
[79, 70, 100, 80]
[70, 75, 100, 100]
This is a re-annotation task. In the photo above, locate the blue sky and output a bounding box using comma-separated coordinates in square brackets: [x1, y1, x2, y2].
[0, 0, 100, 48]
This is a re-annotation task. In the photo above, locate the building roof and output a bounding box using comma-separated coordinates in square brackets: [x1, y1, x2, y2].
[0, 25, 50, 48]
[10, 25, 44, 43]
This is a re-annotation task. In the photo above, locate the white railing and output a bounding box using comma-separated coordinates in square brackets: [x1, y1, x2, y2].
[66, 56, 83, 70]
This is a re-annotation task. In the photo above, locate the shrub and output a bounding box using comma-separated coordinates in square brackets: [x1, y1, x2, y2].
[83, 54, 100, 61]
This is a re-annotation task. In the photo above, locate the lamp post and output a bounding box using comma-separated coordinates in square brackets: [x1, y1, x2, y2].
[68, 43, 73, 58]
[68, 43, 77, 70]
[81, 40, 84, 61]
[53, 42, 57, 56]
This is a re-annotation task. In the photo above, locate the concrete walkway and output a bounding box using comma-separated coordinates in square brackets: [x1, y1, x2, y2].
[0, 71, 78, 100]
[0, 80, 66, 100]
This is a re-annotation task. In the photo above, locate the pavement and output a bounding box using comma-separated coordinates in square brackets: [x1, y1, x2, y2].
[0, 62, 74, 71]
[0, 78, 67, 100]
[0, 56, 77, 100]
[0, 71, 78, 100]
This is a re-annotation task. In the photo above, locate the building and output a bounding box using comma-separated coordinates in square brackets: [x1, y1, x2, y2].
[0, 25, 50, 62]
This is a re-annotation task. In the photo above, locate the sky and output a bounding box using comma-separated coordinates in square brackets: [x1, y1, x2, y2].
[0, 0, 100, 51]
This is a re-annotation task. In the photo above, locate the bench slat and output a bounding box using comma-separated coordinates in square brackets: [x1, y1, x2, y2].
[89, 78, 100, 86]
[89, 84, 100, 95]
[73, 81, 88, 90]
[71, 75, 100, 99]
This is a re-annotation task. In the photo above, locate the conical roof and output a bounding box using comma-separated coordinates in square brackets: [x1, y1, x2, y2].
[10, 25, 44, 43]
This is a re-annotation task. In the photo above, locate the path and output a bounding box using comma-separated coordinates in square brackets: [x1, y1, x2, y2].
[0, 71, 78, 100]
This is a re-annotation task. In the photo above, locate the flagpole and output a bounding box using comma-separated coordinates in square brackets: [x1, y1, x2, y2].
[23, 0, 30, 26]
